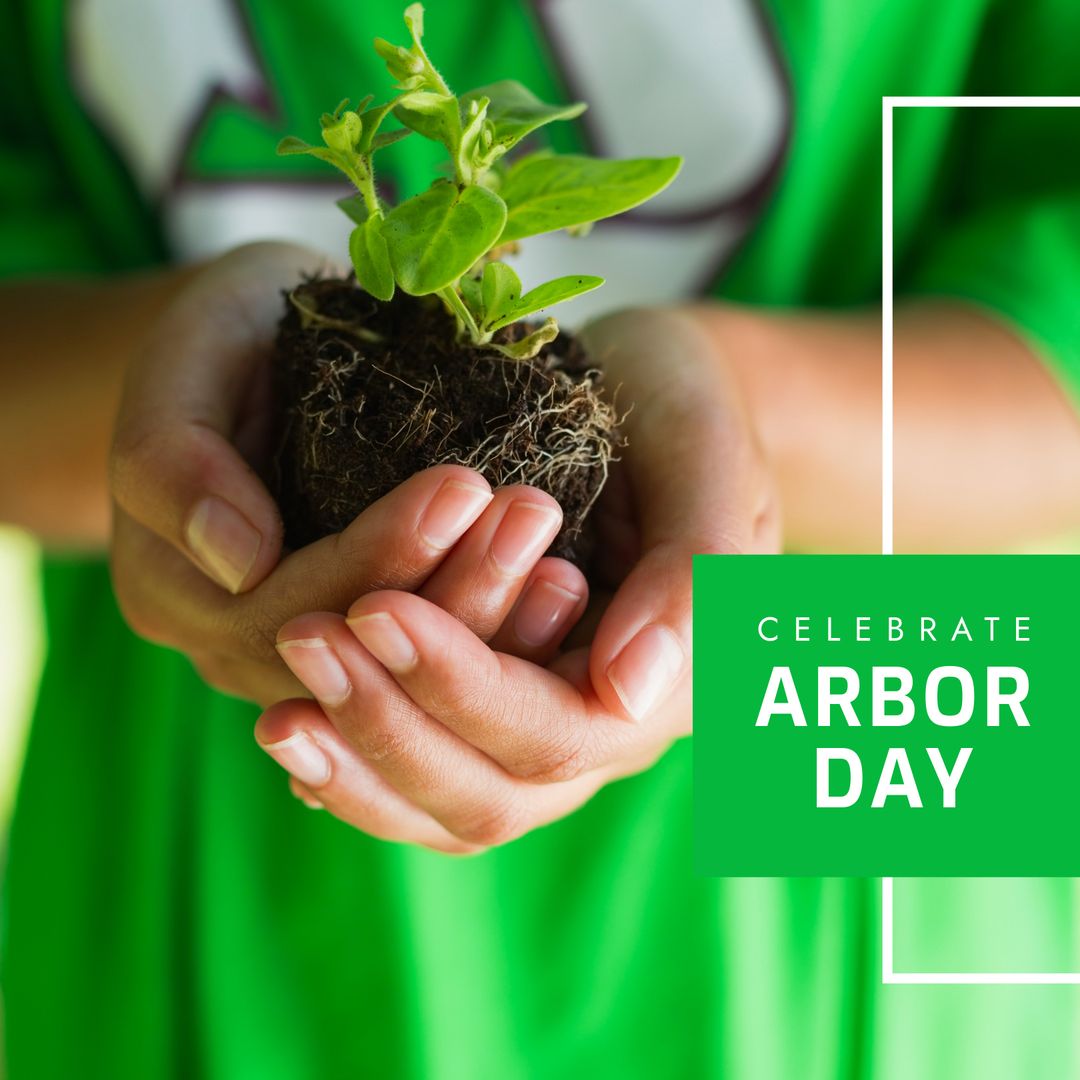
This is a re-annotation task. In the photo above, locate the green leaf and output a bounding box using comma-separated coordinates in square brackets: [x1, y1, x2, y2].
[373, 3, 450, 95]
[382, 181, 507, 295]
[358, 98, 401, 152]
[458, 96, 490, 176]
[276, 136, 354, 181]
[488, 317, 559, 361]
[320, 110, 362, 154]
[371, 128, 412, 152]
[461, 81, 585, 153]
[458, 275, 484, 320]
[337, 193, 369, 225]
[403, 1, 424, 36]
[498, 154, 682, 243]
[276, 136, 335, 162]
[485, 274, 604, 332]
[373, 37, 424, 85]
[480, 261, 522, 327]
[349, 218, 395, 302]
[393, 90, 460, 154]
[276, 135, 307, 154]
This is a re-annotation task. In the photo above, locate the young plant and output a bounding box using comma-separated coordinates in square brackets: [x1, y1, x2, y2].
[277, 2, 681, 359]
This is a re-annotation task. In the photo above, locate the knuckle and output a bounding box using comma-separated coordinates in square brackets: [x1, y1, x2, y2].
[355, 726, 410, 766]
[428, 656, 497, 718]
[329, 527, 378, 580]
[110, 419, 182, 507]
[109, 422, 167, 508]
[331, 526, 419, 594]
[454, 794, 527, 848]
[435, 680, 489, 721]
[218, 600, 283, 663]
[351, 701, 417, 765]
[514, 724, 590, 784]
[239, 615, 281, 662]
[111, 419, 223, 520]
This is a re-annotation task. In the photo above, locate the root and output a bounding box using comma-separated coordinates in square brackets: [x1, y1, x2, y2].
[275, 279, 620, 558]
[288, 288, 384, 343]
[295, 344, 366, 472]
[441, 372, 620, 540]
[300, 352, 617, 541]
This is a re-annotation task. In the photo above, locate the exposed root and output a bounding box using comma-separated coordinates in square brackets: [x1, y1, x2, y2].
[441, 374, 618, 541]
[293, 343, 366, 472]
[288, 288, 384, 343]
[273, 280, 621, 562]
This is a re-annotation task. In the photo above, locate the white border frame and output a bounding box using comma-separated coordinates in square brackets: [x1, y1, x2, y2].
[881, 95, 1080, 986]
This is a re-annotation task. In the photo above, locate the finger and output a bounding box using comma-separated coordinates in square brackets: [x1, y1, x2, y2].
[112, 511, 307, 709]
[418, 485, 563, 641]
[289, 776, 324, 810]
[256, 699, 480, 853]
[487, 557, 589, 664]
[343, 592, 631, 783]
[110, 245, 326, 593]
[112, 506, 302, 708]
[583, 547, 693, 724]
[230, 465, 492, 655]
[187, 647, 305, 708]
[113, 465, 494, 666]
[275, 615, 542, 845]
[110, 505, 240, 648]
[274, 620, 612, 843]
[580, 309, 773, 721]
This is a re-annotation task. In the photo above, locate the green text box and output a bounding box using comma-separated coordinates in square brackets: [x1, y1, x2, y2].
[694, 555, 1080, 877]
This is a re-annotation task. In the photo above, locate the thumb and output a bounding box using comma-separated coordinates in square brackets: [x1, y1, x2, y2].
[109, 242, 334, 593]
[579, 308, 779, 722]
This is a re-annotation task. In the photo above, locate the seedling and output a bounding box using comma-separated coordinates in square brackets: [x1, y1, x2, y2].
[277, 2, 680, 359]
[270, 3, 681, 560]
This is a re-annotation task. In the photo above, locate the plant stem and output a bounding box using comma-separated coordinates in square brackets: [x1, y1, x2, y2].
[354, 158, 381, 217]
[341, 153, 384, 218]
[436, 285, 486, 343]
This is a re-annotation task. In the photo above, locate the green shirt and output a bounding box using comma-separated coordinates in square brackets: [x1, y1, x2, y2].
[4, 2, 1080, 1077]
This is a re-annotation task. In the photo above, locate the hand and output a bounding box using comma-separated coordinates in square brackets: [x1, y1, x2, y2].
[256, 305, 781, 849]
[108, 242, 588, 705]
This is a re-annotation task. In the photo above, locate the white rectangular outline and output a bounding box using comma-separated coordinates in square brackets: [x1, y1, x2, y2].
[881, 95, 1080, 986]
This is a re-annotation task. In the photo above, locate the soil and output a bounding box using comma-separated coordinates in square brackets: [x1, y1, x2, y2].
[270, 277, 619, 563]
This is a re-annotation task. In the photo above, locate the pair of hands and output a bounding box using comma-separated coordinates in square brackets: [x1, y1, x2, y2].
[109, 242, 779, 852]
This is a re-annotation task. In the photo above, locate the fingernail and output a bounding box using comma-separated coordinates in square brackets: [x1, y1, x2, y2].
[419, 480, 492, 550]
[277, 637, 351, 707]
[514, 579, 583, 647]
[185, 495, 261, 594]
[297, 791, 324, 810]
[606, 624, 685, 721]
[260, 732, 330, 787]
[490, 501, 561, 575]
[347, 612, 418, 673]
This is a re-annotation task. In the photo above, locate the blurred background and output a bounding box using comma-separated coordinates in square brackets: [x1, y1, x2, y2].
[0, 530, 44, 833]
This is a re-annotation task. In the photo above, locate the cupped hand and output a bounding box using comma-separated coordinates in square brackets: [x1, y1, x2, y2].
[256, 305, 781, 848]
[108, 242, 587, 705]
